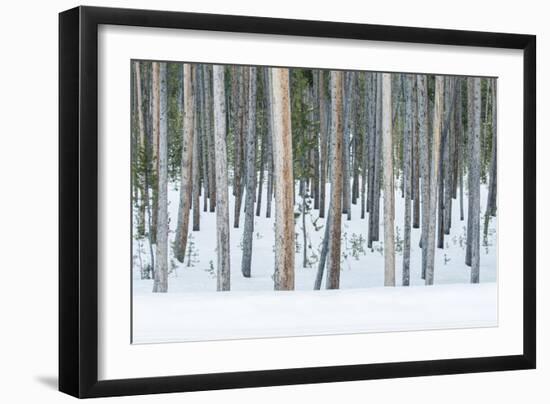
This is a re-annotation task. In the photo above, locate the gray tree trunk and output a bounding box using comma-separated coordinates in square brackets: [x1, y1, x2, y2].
[212, 65, 231, 291]
[264, 68, 274, 219]
[241, 67, 257, 278]
[425, 76, 444, 285]
[417, 75, 429, 279]
[233, 67, 245, 227]
[402, 74, 413, 286]
[382, 73, 395, 287]
[342, 72, 353, 218]
[192, 82, 201, 231]
[174, 64, 195, 263]
[470, 77, 482, 283]
[271, 68, 295, 290]
[318, 71, 328, 218]
[326, 71, 344, 290]
[486, 79, 497, 217]
[153, 62, 168, 293]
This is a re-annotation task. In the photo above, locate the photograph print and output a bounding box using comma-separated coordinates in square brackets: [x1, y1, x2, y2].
[131, 61, 497, 343]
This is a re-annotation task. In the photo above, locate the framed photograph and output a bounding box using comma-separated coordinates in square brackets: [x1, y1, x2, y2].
[59, 6, 536, 398]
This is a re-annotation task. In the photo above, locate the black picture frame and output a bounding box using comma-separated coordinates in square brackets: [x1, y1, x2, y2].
[59, 5, 536, 398]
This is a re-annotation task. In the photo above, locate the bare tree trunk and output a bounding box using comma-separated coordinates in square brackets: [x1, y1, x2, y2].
[402, 75, 413, 286]
[264, 68, 274, 218]
[271, 68, 295, 290]
[425, 76, 444, 285]
[174, 64, 195, 263]
[466, 79, 474, 267]
[203, 66, 216, 212]
[342, 72, 353, 219]
[368, 74, 382, 247]
[153, 62, 168, 293]
[241, 67, 257, 278]
[134, 62, 147, 237]
[318, 71, 328, 218]
[192, 81, 201, 231]
[486, 79, 497, 217]
[150, 62, 160, 244]
[412, 80, 421, 229]
[417, 75, 429, 280]
[470, 77, 482, 283]
[256, 123, 265, 217]
[382, 73, 395, 287]
[326, 71, 344, 290]
[233, 67, 246, 227]
[212, 65, 231, 291]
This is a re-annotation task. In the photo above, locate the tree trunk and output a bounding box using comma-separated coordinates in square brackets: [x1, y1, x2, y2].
[425, 76, 444, 285]
[153, 62, 168, 293]
[150, 62, 160, 244]
[264, 68, 274, 219]
[382, 73, 395, 287]
[212, 65, 231, 291]
[241, 67, 257, 278]
[470, 77, 482, 283]
[342, 72, 353, 218]
[134, 62, 147, 238]
[203, 66, 216, 212]
[233, 67, 246, 227]
[192, 79, 201, 231]
[271, 68, 295, 290]
[326, 71, 344, 290]
[174, 64, 195, 263]
[417, 75, 430, 280]
[318, 71, 328, 218]
[486, 79, 497, 217]
[402, 74, 413, 286]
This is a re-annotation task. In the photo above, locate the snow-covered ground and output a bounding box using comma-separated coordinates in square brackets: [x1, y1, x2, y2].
[133, 283, 497, 343]
[132, 179, 497, 343]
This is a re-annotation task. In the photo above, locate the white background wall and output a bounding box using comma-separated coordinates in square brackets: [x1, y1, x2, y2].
[0, 0, 546, 402]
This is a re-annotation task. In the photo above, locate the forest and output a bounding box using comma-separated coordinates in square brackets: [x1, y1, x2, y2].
[131, 61, 497, 295]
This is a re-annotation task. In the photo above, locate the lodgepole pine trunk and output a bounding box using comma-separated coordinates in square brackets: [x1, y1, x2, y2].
[402, 75, 413, 286]
[241, 67, 257, 278]
[212, 65, 231, 291]
[326, 71, 344, 290]
[174, 64, 195, 263]
[203, 66, 216, 212]
[271, 68, 295, 290]
[233, 67, 246, 228]
[382, 73, 395, 287]
[153, 62, 168, 293]
[318, 71, 328, 218]
[470, 77, 482, 283]
[192, 78, 201, 231]
[425, 76, 444, 285]
[486, 79, 497, 217]
[342, 72, 353, 219]
[412, 80, 421, 229]
[417, 75, 430, 279]
[264, 68, 274, 218]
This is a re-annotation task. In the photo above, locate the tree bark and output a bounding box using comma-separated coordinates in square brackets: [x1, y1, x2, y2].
[402, 74, 413, 286]
[425, 76, 444, 285]
[318, 71, 328, 218]
[382, 73, 395, 287]
[271, 68, 295, 290]
[417, 75, 430, 280]
[153, 62, 168, 293]
[470, 77, 482, 283]
[241, 67, 257, 278]
[174, 64, 195, 263]
[212, 65, 231, 291]
[326, 71, 344, 290]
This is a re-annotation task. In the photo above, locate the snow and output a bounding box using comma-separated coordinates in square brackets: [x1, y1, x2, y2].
[132, 179, 497, 343]
[133, 283, 497, 343]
